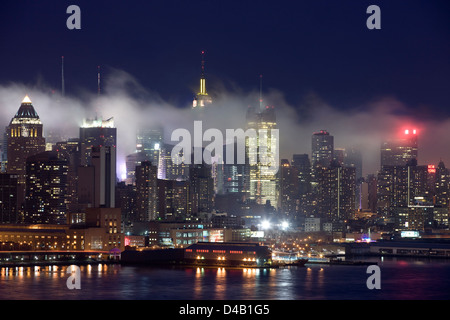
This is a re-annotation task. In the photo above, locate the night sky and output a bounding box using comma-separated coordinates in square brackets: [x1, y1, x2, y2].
[1, 0, 449, 113]
[1, 0, 450, 175]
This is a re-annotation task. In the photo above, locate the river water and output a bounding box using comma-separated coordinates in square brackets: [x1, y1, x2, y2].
[1, 257, 449, 300]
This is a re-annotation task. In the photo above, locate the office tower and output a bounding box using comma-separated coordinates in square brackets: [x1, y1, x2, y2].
[222, 142, 248, 194]
[246, 105, 278, 207]
[381, 129, 418, 167]
[1, 132, 7, 172]
[189, 164, 215, 214]
[92, 146, 116, 208]
[278, 159, 299, 216]
[334, 148, 345, 165]
[136, 126, 163, 167]
[292, 154, 312, 195]
[79, 117, 116, 166]
[344, 147, 363, 181]
[157, 179, 191, 220]
[24, 151, 68, 224]
[377, 160, 429, 219]
[126, 151, 151, 185]
[85, 207, 123, 251]
[311, 130, 334, 170]
[316, 160, 356, 223]
[192, 51, 213, 109]
[434, 161, 449, 208]
[157, 143, 189, 180]
[0, 173, 18, 223]
[367, 174, 378, 213]
[78, 146, 116, 209]
[115, 182, 137, 234]
[135, 161, 158, 222]
[53, 138, 81, 214]
[6, 96, 46, 207]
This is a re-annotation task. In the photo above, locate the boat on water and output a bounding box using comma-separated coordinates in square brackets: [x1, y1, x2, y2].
[275, 258, 309, 267]
[122, 242, 276, 268]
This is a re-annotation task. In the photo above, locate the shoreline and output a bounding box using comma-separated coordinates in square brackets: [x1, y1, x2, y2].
[0, 260, 119, 268]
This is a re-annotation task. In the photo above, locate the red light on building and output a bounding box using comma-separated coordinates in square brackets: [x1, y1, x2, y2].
[428, 165, 436, 174]
[404, 129, 417, 135]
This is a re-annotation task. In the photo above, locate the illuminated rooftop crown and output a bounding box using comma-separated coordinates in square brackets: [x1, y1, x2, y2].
[81, 117, 115, 128]
[11, 95, 42, 125]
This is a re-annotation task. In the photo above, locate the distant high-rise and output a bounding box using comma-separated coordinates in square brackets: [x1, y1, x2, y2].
[189, 164, 215, 214]
[126, 151, 151, 185]
[0, 173, 18, 223]
[136, 126, 163, 165]
[316, 160, 356, 223]
[6, 95, 46, 207]
[192, 51, 213, 109]
[434, 161, 450, 208]
[292, 154, 312, 195]
[311, 130, 334, 169]
[381, 129, 418, 168]
[78, 146, 116, 209]
[278, 159, 299, 215]
[79, 117, 116, 166]
[377, 160, 429, 219]
[246, 105, 278, 207]
[24, 151, 68, 224]
[135, 161, 158, 222]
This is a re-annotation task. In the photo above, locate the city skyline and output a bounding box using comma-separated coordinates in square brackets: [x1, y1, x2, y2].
[0, 2, 449, 177]
[0, 1, 450, 303]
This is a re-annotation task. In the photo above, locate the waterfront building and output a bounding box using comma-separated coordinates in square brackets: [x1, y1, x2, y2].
[0, 173, 18, 223]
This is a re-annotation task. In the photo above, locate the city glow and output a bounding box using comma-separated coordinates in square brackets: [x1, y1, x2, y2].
[261, 220, 271, 230]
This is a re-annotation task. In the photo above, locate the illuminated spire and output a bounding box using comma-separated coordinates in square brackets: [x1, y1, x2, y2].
[193, 50, 212, 109]
[259, 74, 263, 111]
[22, 95, 32, 104]
[61, 56, 65, 98]
[199, 50, 207, 96]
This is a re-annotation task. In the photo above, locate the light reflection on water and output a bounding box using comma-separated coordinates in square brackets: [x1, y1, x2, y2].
[0, 258, 449, 300]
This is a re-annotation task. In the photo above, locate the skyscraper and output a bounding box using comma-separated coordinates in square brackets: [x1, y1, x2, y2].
[79, 117, 116, 166]
[381, 129, 418, 167]
[24, 151, 68, 224]
[292, 154, 312, 195]
[78, 145, 116, 209]
[136, 126, 163, 166]
[6, 95, 46, 208]
[316, 160, 356, 224]
[192, 51, 213, 110]
[278, 159, 299, 216]
[246, 105, 278, 207]
[135, 161, 158, 222]
[311, 130, 334, 170]
[189, 164, 215, 214]
[0, 173, 18, 223]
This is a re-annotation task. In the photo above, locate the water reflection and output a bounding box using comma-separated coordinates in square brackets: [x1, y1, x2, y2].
[0, 258, 449, 299]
